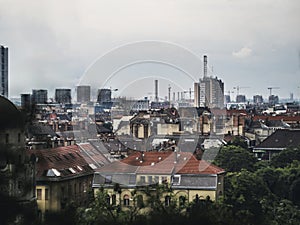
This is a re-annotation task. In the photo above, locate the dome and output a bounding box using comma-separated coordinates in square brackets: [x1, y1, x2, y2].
[0, 96, 24, 130]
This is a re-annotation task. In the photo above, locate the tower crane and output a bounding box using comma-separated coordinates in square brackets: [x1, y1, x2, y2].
[267, 87, 280, 96]
[233, 86, 250, 96]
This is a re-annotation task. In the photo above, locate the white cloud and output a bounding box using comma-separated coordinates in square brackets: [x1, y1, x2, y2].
[232, 47, 253, 58]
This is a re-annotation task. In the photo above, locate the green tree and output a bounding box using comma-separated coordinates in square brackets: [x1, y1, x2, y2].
[230, 136, 248, 149]
[261, 198, 300, 225]
[142, 185, 185, 225]
[214, 146, 257, 172]
[224, 170, 270, 224]
[271, 146, 300, 168]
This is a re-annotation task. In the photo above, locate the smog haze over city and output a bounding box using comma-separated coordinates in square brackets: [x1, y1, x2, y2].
[0, 0, 300, 101]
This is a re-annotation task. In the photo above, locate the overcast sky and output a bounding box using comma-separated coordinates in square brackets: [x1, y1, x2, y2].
[1, 0, 300, 101]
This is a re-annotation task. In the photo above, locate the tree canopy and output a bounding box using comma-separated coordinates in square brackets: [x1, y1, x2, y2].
[214, 145, 257, 172]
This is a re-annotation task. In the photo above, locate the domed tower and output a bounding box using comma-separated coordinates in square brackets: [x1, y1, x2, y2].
[0, 96, 36, 222]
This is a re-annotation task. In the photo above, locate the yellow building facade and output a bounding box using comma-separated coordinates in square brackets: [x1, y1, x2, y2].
[93, 151, 225, 208]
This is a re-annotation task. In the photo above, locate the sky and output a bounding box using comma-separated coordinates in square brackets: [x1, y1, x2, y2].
[1, 0, 300, 101]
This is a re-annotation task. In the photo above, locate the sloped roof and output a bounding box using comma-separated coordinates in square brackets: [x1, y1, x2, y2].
[254, 129, 300, 150]
[176, 155, 225, 174]
[78, 143, 111, 167]
[96, 151, 224, 175]
[28, 145, 94, 180]
[27, 123, 57, 137]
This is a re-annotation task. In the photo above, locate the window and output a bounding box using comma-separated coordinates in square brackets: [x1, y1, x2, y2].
[162, 176, 168, 184]
[112, 194, 116, 206]
[45, 189, 49, 200]
[37, 189, 42, 200]
[179, 196, 186, 207]
[194, 194, 199, 203]
[140, 176, 145, 184]
[129, 175, 136, 185]
[154, 176, 159, 184]
[165, 195, 171, 206]
[123, 195, 130, 206]
[172, 175, 181, 185]
[106, 195, 110, 205]
[105, 175, 112, 184]
[148, 176, 152, 184]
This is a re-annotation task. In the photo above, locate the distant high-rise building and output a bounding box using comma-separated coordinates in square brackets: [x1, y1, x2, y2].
[0, 45, 8, 97]
[197, 76, 224, 108]
[236, 95, 246, 103]
[55, 88, 71, 104]
[21, 94, 31, 111]
[253, 95, 263, 104]
[194, 82, 200, 107]
[97, 88, 111, 104]
[290, 93, 294, 101]
[194, 55, 224, 108]
[269, 95, 279, 106]
[224, 95, 231, 104]
[77, 85, 91, 103]
[32, 89, 48, 104]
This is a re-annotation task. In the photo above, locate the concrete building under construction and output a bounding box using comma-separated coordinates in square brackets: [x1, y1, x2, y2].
[194, 55, 224, 108]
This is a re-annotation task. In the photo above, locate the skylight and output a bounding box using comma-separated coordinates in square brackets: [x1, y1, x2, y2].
[89, 164, 97, 169]
[69, 168, 76, 174]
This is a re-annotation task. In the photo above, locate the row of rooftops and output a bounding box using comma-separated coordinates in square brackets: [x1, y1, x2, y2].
[95, 151, 224, 175]
[92, 151, 224, 189]
[28, 143, 225, 184]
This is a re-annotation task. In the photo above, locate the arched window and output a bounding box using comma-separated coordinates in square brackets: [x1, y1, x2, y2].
[195, 194, 199, 203]
[165, 195, 171, 206]
[112, 194, 116, 205]
[106, 195, 110, 205]
[123, 194, 130, 206]
[179, 196, 186, 207]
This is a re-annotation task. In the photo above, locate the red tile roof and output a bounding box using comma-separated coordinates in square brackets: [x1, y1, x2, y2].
[28, 145, 94, 179]
[103, 151, 225, 175]
[176, 155, 225, 174]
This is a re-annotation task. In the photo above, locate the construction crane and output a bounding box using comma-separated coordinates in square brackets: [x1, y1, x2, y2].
[267, 87, 280, 96]
[233, 86, 250, 96]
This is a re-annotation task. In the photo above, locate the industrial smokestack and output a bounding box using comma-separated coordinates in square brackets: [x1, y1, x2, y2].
[203, 55, 208, 78]
[155, 80, 158, 102]
[168, 85, 171, 102]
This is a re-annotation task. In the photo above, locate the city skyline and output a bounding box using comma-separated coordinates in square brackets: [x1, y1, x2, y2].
[0, 0, 300, 100]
